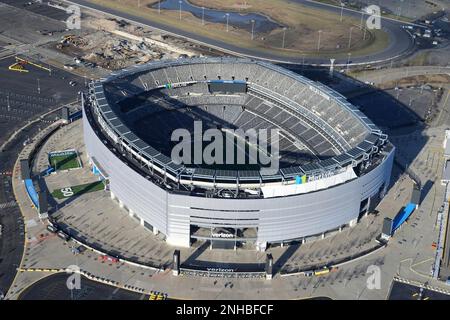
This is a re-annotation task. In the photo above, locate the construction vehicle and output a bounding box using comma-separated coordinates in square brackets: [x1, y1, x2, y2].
[60, 34, 86, 47]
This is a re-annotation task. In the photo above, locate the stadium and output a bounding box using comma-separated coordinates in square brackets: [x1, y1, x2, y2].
[82, 57, 395, 249]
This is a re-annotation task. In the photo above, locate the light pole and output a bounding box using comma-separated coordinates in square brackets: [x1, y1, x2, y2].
[37, 78, 40, 94]
[158, 0, 161, 14]
[7, 94, 10, 112]
[282, 27, 287, 48]
[202, 6, 205, 25]
[346, 53, 351, 73]
[317, 30, 322, 52]
[225, 13, 230, 32]
[360, 11, 364, 29]
[179, 1, 182, 20]
[251, 19, 255, 40]
[398, 0, 404, 17]
[348, 27, 353, 49]
[340, 2, 344, 22]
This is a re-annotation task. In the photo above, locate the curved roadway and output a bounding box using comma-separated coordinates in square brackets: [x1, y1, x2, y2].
[64, 0, 415, 65]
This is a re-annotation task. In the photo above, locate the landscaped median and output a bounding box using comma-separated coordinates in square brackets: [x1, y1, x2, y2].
[51, 180, 105, 199]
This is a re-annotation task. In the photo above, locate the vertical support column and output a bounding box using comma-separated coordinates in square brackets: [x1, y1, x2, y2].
[265, 254, 273, 280]
[20, 159, 30, 180]
[365, 197, 371, 217]
[61, 106, 70, 123]
[173, 250, 180, 276]
[37, 179, 48, 219]
[329, 58, 335, 77]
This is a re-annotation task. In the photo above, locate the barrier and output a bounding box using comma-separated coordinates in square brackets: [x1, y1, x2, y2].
[24, 179, 38, 208]
[393, 203, 416, 232]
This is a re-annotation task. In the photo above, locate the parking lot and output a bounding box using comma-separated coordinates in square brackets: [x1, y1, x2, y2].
[388, 280, 450, 300]
[0, 0, 69, 22]
[0, 56, 81, 146]
[18, 273, 149, 300]
[0, 50, 81, 298]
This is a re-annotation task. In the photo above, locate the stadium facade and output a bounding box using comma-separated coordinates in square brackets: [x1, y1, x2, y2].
[82, 57, 395, 249]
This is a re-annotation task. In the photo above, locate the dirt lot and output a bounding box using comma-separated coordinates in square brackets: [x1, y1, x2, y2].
[379, 74, 450, 90]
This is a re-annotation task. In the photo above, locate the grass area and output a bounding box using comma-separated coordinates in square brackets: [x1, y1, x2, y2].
[404, 52, 431, 66]
[51, 181, 105, 199]
[49, 153, 81, 171]
[87, 0, 390, 58]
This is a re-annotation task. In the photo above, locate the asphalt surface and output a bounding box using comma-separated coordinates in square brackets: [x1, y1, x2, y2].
[0, 0, 70, 21]
[0, 56, 81, 146]
[18, 273, 149, 300]
[64, 0, 415, 65]
[0, 174, 24, 299]
[0, 51, 80, 297]
[388, 280, 450, 300]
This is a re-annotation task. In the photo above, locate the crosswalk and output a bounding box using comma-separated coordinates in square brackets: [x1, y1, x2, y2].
[0, 200, 17, 209]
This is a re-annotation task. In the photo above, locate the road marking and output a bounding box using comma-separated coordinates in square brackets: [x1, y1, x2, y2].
[0, 200, 17, 209]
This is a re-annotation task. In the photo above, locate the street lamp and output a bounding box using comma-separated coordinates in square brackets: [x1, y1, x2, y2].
[158, 0, 161, 14]
[225, 13, 230, 32]
[179, 1, 182, 20]
[282, 27, 287, 48]
[317, 30, 322, 52]
[251, 19, 255, 40]
[202, 6, 205, 25]
[360, 11, 364, 29]
[346, 53, 351, 73]
[348, 27, 353, 49]
[340, 2, 344, 22]
[398, 0, 404, 17]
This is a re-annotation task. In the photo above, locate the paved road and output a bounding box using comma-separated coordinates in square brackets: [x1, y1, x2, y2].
[357, 66, 450, 84]
[63, 0, 415, 65]
[18, 273, 149, 300]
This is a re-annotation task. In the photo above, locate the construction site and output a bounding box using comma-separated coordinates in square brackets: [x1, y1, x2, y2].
[51, 15, 202, 71]
[0, 0, 217, 82]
